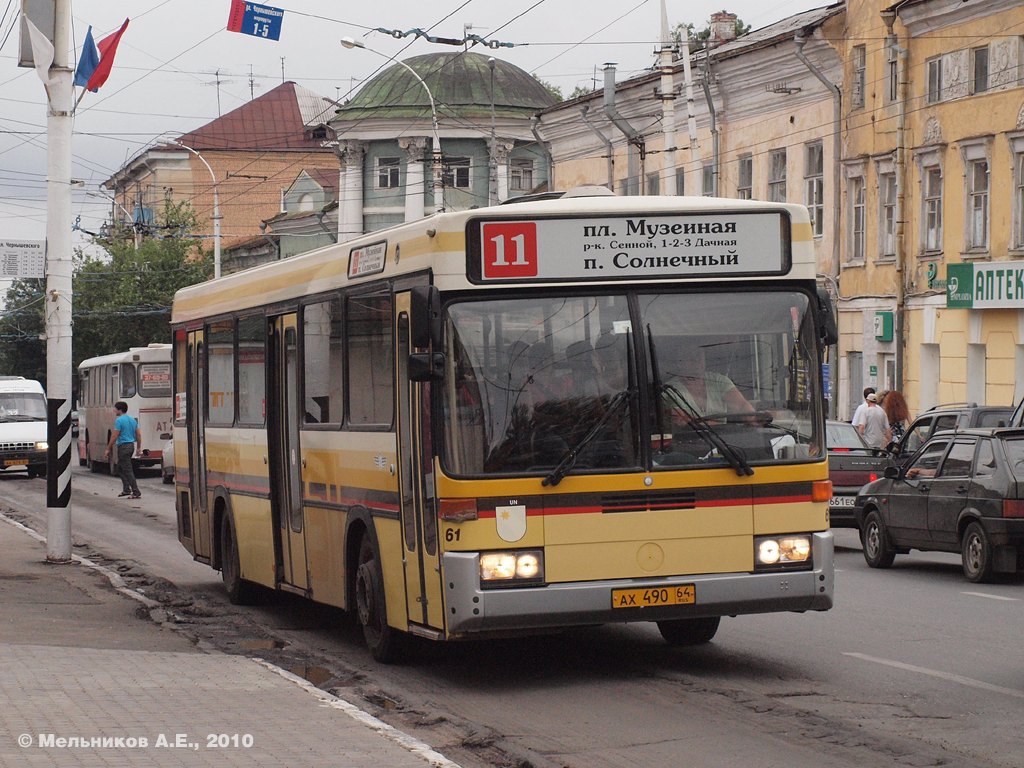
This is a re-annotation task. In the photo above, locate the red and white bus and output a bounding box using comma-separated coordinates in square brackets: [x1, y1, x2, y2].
[77, 344, 173, 473]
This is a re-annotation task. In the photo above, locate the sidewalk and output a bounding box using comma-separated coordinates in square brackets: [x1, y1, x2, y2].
[0, 515, 459, 768]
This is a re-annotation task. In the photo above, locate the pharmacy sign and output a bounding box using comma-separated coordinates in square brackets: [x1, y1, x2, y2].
[946, 262, 1024, 309]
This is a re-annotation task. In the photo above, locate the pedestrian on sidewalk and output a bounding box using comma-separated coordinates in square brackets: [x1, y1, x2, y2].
[855, 392, 891, 450]
[103, 401, 142, 499]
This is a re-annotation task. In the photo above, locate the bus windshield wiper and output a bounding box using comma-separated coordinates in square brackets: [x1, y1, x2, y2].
[646, 326, 752, 476]
[542, 388, 635, 487]
[661, 384, 754, 476]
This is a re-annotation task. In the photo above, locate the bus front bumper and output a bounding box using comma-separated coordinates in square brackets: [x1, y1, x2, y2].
[443, 531, 834, 635]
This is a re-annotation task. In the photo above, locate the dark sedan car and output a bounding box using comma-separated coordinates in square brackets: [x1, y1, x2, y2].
[855, 428, 1024, 582]
[825, 420, 888, 527]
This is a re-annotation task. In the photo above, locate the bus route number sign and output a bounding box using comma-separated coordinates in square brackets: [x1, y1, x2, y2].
[611, 584, 695, 609]
[481, 222, 538, 279]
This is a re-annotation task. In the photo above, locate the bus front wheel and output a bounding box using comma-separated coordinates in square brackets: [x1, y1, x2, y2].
[221, 513, 258, 605]
[657, 616, 721, 646]
[355, 536, 401, 663]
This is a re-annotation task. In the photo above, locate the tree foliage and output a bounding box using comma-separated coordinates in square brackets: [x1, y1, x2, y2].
[0, 200, 212, 391]
[673, 15, 752, 54]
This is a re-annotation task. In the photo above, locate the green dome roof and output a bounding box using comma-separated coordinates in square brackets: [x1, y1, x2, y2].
[336, 51, 557, 122]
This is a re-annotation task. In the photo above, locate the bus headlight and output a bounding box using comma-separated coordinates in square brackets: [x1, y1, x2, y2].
[35, 441, 48, 451]
[755, 535, 812, 569]
[479, 550, 544, 588]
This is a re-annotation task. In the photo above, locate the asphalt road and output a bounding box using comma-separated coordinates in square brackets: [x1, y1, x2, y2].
[1, 466, 1021, 768]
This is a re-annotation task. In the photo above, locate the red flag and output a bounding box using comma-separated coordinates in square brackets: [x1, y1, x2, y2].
[85, 18, 129, 92]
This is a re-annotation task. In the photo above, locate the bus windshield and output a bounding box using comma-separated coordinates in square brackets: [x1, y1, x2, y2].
[443, 290, 824, 477]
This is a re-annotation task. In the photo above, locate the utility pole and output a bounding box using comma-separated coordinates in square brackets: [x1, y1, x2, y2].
[45, 0, 75, 562]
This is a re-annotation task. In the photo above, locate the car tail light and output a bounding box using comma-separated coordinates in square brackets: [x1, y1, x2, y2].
[1003, 499, 1024, 518]
[831, 447, 850, 452]
[868, 472, 878, 482]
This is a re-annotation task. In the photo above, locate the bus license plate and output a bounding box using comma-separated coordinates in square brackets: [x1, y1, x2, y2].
[612, 585, 695, 609]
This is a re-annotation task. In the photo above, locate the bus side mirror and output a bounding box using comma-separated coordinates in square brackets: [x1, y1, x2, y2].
[408, 352, 445, 382]
[410, 285, 442, 349]
[816, 288, 838, 346]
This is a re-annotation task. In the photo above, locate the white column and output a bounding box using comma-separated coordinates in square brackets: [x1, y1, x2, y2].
[492, 140, 514, 203]
[399, 137, 427, 222]
[45, 0, 74, 562]
[336, 140, 364, 242]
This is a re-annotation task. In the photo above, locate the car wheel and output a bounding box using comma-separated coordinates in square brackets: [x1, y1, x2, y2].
[961, 521, 994, 583]
[861, 510, 896, 568]
[221, 513, 259, 605]
[355, 535, 403, 663]
[657, 616, 721, 646]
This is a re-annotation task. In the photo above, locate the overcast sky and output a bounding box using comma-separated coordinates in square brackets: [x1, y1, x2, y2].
[0, 0, 826, 244]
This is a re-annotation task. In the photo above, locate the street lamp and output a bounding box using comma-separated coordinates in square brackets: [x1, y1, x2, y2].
[163, 138, 222, 279]
[340, 36, 444, 214]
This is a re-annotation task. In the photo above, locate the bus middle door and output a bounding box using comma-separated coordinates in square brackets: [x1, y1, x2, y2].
[395, 294, 444, 633]
[268, 313, 308, 592]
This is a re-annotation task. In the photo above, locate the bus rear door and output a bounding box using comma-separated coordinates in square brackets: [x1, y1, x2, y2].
[186, 330, 211, 559]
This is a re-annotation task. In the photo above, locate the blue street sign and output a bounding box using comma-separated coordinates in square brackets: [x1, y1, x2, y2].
[228, 2, 284, 41]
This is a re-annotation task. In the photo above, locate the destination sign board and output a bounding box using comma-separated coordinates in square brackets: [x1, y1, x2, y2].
[469, 212, 789, 283]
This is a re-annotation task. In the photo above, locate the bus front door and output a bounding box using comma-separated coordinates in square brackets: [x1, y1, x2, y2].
[186, 330, 211, 560]
[268, 314, 308, 591]
[395, 296, 444, 632]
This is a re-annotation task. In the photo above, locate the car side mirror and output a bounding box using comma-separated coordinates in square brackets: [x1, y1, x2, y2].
[884, 465, 899, 479]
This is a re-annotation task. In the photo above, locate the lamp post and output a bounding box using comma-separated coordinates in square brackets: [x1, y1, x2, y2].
[164, 138, 222, 278]
[340, 36, 444, 214]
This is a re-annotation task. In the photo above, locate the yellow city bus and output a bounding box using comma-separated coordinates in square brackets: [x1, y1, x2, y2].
[171, 190, 838, 661]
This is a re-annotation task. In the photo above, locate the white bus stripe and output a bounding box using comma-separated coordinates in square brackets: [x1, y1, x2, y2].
[843, 653, 1024, 700]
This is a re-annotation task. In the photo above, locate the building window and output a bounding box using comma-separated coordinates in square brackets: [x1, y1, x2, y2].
[646, 172, 660, 195]
[926, 57, 943, 104]
[805, 142, 824, 237]
[768, 149, 786, 202]
[879, 172, 897, 258]
[376, 157, 400, 189]
[702, 165, 714, 196]
[887, 56, 897, 103]
[967, 159, 989, 250]
[1016, 153, 1024, 249]
[675, 167, 685, 196]
[444, 157, 471, 189]
[852, 45, 866, 109]
[850, 176, 865, 261]
[737, 154, 752, 200]
[972, 46, 989, 94]
[923, 166, 943, 252]
[509, 158, 534, 191]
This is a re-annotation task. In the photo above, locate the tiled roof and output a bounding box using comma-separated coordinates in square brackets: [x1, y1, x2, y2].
[176, 82, 335, 151]
[304, 168, 337, 193]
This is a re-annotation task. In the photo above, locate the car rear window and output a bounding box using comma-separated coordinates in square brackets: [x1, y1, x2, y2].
[1002, 438, 1024, 478]
[826, 422, 868, 450]
[976, 410, 1012, 428]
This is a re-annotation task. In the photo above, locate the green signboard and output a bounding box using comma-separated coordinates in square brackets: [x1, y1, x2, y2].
[874, 311, 893, 341]
[947, 262, 1024, 309]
